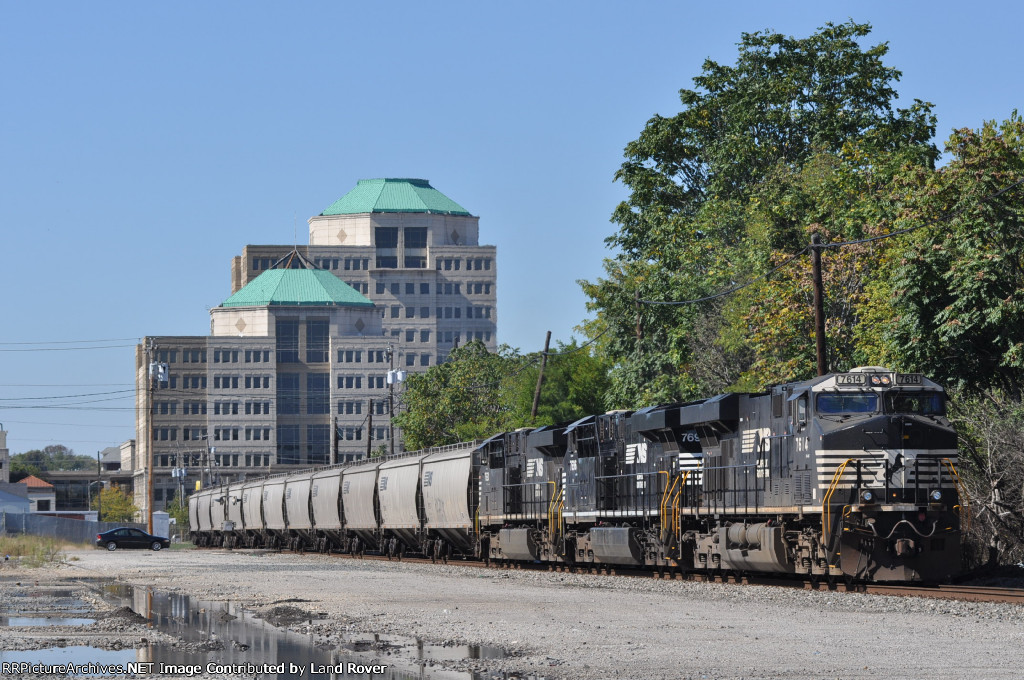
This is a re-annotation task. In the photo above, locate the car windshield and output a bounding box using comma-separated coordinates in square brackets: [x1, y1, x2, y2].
[815, 392, 878, 414]
[885, 391, 945, 416]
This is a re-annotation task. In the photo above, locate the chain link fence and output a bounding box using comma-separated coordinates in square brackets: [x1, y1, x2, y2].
[0, 512, 148, 545]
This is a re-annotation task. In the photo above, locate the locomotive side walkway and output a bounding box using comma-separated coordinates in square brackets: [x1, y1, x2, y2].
[8, 548, 1024, 680]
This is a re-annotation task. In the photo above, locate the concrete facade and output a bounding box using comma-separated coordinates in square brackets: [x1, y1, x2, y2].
[0, 429, 9, 484]
[134, 180, 498, 514]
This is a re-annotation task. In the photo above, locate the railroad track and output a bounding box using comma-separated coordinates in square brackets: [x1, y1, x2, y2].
[865, 583, 1024, 604]
[244, 547, 1024, 605]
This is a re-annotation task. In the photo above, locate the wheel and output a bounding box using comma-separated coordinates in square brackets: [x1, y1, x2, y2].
[151, 541, 162, 551]
[106, 542, 117, 551]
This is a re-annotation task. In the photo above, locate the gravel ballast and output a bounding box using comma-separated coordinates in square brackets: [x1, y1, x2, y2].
[3, 548, 1023, 679]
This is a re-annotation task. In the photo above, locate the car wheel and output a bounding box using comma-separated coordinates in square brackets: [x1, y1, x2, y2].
[106, 542, 117, 551]
[151, 541, 162, 551]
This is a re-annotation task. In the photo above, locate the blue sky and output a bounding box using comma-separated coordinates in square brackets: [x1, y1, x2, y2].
[1, 2, 1021, 455]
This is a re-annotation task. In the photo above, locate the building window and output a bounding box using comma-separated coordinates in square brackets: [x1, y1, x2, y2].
[420, 353, 431, 367]
[406, 330, 415, 343]
[405, 354, 416, 367]
[404, 227, 427, 249]
[337, 375, 363, 389]
[375, 227, 398, 248]
[278, 373, 300, 414]
[306, 373, 330, 414]
[307, 424, 331, 465]
[338, 350, 362, 363]
[405, 282, 415, 295]
[376, 282, 386, 295]
[390, 305, 400, 318]
[306, 319, 329, 363]
[337, 401, 363, 415]
[420, 330, 431, 343]
[405, 307, 415, 318]
[276, 319, 300, 363]
[368, 375, 385, 389]
[277, 425, 300, 465]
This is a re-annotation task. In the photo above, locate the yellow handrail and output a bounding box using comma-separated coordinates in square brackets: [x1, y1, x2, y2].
[546, 480, 557, 532]
[672, 471, 690, 535]
[658, 471, 672, 520]
[821, 458, 853, 550]
[942, 458, 970, 532]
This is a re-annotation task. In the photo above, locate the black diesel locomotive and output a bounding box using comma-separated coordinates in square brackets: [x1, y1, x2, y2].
[190, 366, 964, 583]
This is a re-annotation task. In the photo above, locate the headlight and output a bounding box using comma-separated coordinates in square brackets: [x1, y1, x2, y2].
[930, 489, 942, 501]
[861, 489, 874, 502]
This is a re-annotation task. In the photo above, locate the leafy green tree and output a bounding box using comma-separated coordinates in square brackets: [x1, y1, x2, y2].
[91, 485, 139, 523]
[582, 21, 936, 404]
[394, 341, 528, 449]
[873, 115, 1024, 397]
[395, 340, 613, 450]
[165, 490, 190, 534]
[510, 340, 612, 424]
[12, 445, 97, 477]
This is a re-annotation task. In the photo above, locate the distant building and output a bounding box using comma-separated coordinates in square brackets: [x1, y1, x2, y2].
[0, 482, 29, 514]
[17, 475, 57, 512]
[0, 428, 9, 484]
[133, 179, 497, 516]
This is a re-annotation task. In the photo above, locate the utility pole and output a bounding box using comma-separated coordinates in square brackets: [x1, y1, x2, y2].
[531, 331, 552, 421]
[332, 416, 338, 465]
[387, 344, 395, 456]
[634, 290, 642, 341]
[96, 451, 102, 522]
[810, 234, 827, 377]
[366, 399, 373, 459]
[146, 338, 155, 534]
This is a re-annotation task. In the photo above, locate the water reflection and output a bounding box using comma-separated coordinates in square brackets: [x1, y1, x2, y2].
[0, 616, 96, 627]
[97, 584, 504, 679]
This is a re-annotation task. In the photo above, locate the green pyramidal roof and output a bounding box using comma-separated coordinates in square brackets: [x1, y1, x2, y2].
[321, 178, 472, 216]
[221, 269, 374, 308]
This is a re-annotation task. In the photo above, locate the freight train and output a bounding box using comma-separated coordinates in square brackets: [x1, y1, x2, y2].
[189, 367, 965, 583]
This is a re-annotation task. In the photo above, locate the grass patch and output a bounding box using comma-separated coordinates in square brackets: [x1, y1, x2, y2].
[170, 541, 195, 551]
[0, 534, 76, 568]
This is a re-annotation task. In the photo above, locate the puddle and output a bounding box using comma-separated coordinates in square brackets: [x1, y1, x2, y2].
[1, 580, 518, 678]
[99, 583, 507, 678]
[0, 616, 96, 627]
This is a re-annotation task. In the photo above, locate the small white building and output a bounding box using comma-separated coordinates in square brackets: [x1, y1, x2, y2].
[17, 475, 57, 513]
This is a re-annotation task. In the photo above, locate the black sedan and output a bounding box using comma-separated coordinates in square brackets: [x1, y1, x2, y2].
[96, 528, 170, 551]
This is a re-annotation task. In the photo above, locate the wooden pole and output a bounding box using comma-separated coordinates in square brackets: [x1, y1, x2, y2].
[366, 399, 373, 460]
[531, 331, 552, 421]
[811, 234, 827, 376]
[146, 339, 155, 533]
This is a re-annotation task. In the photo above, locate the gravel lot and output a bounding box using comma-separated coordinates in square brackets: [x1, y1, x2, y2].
[3, 548, 1023, 679]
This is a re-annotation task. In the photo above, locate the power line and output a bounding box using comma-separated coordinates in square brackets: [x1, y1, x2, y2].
[0, 344, 137, 352]
[0, 337, 140, 345]
[639, 248, 809, 306]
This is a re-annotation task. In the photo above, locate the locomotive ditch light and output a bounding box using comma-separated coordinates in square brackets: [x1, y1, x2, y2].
[861, 490, 874, 503]
[929, 489, 942, 502]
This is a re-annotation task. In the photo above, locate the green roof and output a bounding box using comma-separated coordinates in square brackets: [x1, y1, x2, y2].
[320, 178, 472, 216]
[221, 269, 375, 308]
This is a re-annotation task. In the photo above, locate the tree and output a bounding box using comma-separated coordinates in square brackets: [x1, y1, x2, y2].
[394, 341, 528, 449]
[509, 340, 612, 424]
[581, 21, 936, 404]
[91, 485, 139, 523]
[165, 490, 190, 535]
[394, 340, 613, 450]
[948, 392, 1024, 568]
[872, 115, 1024, 397]
[11, 445, 97, 477]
